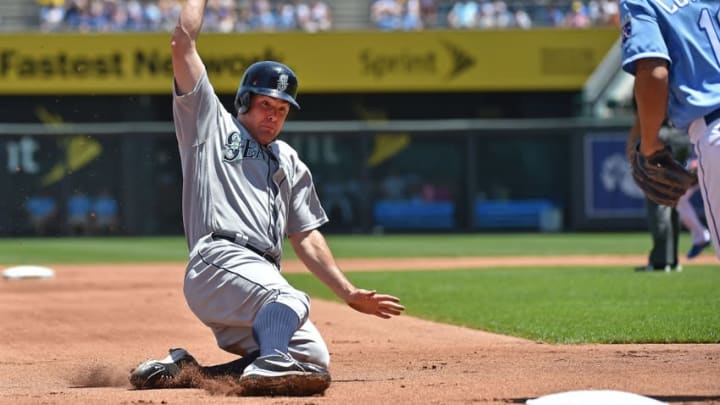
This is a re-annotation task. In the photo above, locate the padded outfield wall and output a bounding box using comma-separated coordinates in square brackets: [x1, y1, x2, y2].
[1, 117, 679, 236]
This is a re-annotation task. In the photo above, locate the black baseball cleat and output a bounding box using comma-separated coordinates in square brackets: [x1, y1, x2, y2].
[634, 264, 682, 272]
[129, 348, 199, 389]
[239, 350, 331, 396]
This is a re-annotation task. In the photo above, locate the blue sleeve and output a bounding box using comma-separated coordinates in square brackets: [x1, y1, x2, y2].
[620, 0, 670, 75]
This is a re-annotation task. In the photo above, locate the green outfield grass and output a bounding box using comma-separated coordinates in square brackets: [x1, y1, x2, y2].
[286, 266, 720, 344]
[0, 236, 189, 264]
[0, 232, 708, 263]
[0, 233, 717, 343]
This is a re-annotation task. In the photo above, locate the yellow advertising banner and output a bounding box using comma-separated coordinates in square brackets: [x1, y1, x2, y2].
[0, 29, 618, 95]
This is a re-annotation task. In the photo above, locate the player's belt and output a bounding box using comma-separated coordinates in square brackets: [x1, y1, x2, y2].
[704, 107, 720, 126]
[211, 230, 279, 268]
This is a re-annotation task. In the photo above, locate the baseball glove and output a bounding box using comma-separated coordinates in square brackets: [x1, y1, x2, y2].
[630, 143, 697, 207]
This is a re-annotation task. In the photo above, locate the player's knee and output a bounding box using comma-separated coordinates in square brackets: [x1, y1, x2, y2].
[273, 289, 310, 325]
[311, 347, 330, 369]
[291, 340, 330, 369]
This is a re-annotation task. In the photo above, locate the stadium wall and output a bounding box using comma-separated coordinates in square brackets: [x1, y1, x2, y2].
[0, 28, 648, 236]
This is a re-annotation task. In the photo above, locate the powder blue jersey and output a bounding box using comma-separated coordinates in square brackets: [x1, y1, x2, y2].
[620, 0, 720, 130]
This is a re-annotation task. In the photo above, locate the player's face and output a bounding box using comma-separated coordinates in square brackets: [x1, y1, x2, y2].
[239, 95, 290, 145]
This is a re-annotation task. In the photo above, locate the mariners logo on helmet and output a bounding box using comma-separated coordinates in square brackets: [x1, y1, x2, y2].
[277, 74, 289, 92]
[234, 61, 300, 114]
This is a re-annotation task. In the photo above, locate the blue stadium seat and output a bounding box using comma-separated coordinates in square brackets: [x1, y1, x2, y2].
[474, 199, 561, 231]
[374, 199, 455, 229]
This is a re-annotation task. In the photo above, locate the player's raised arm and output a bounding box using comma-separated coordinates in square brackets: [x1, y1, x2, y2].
[171, 0, 207, 95]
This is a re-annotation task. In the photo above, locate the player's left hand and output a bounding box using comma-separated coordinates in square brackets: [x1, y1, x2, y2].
[630, 143, 696, 207]
[346, 289, 405, 319]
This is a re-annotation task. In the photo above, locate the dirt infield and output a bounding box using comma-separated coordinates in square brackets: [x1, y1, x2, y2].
[1, 256, 718, 405]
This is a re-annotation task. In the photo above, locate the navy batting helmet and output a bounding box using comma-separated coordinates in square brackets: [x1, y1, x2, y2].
[234, 61, 300, 114]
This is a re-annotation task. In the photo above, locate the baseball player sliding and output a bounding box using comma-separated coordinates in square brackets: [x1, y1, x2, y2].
[129, 0, 405, 396]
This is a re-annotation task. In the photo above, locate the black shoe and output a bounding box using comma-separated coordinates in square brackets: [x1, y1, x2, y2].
[634, 264, 682, 272]
[634, 264, 654, 272]
[129, 348, 198, 389]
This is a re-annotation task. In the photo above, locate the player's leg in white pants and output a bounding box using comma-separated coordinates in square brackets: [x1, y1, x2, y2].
[689, 118, 720, 260]
[676, 186, 710, 244]
[183, 236, 331, 368]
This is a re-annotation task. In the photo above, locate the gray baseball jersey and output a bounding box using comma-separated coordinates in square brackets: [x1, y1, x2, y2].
[172, 70, 331, 366]
[174, 70, 328, 258]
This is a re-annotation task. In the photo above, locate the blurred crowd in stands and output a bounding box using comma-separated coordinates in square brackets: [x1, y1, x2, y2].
[373, 0, 619, 30]
[36, 0, 619, 32]
[37, 0, 332, 32]
[400, 0, 619, 30]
